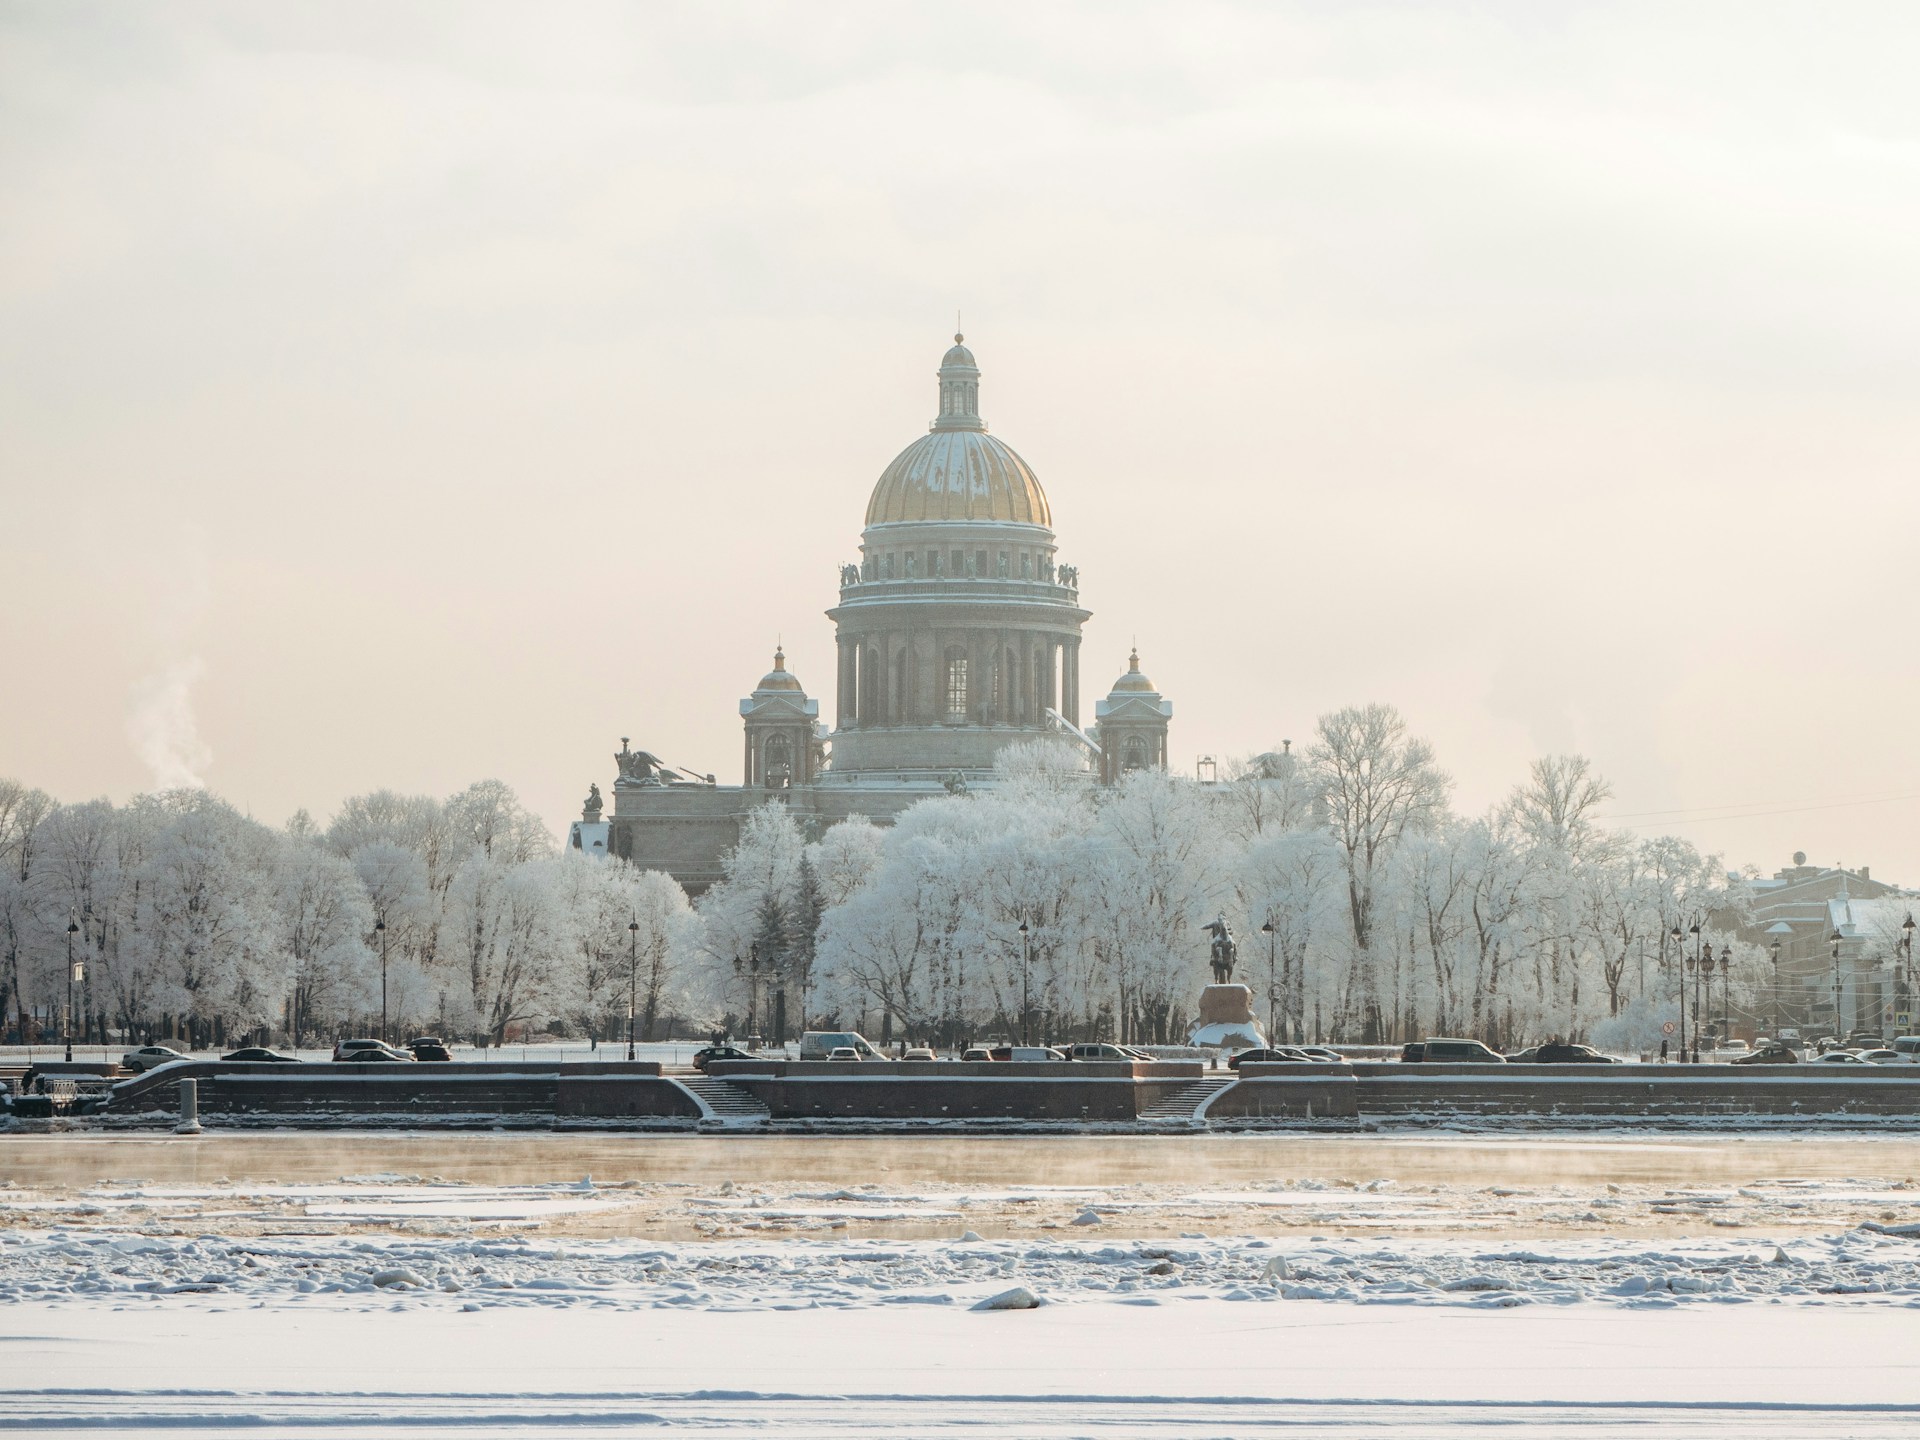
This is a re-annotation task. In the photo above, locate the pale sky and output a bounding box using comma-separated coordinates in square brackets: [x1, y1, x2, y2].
[5, 2, 1920, 879]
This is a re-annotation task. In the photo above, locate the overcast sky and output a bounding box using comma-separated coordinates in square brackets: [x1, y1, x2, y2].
[5, 1, 1920, 878]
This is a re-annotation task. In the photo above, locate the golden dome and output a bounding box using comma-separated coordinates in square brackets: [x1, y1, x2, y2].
[866, 429, 1051, 526]
[754, 646, 805, 693]
[1109, 648, 1157, 693]
[864, 337, 1052, 528]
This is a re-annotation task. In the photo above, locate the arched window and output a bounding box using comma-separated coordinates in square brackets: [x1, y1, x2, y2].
[944, 647, 969, 720]
[763, 734, 793, 788]
[1122, 734, 1150, 772]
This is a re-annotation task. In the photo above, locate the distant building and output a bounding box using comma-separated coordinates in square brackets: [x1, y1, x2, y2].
[1723, 854, 1917, 1036]
[567, 336, 1172, 893]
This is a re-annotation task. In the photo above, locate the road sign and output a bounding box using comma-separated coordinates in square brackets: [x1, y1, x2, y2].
[1662, 1021, 1676, 1035]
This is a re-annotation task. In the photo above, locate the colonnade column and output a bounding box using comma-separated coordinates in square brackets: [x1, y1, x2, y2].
[837, 637, 857, 729]
[1063, 637, 1080, 726]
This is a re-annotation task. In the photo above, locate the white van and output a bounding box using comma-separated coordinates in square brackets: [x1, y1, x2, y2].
[1891, 1036, 1920, 1063]
[798, 1031, 882, 1061]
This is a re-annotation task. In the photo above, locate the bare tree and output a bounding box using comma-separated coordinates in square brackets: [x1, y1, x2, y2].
[1309, 704, 1450, 1042]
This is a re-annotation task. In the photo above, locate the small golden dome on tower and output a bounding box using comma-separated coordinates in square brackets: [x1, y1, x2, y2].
[1109, 647, 1158, 694]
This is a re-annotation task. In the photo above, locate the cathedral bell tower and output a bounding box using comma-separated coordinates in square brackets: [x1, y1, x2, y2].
[1093, 648, 1172, 783]
[740, 646, 819, 789]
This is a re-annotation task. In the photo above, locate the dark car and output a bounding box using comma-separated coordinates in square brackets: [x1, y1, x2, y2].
[1419, 1037, 1507, 1064]
[406, 1037, 453, 1062]
[1400, 1042, 1426, 1063]
[221, 1047, 299, 1063]
[1228, 1046, 1312, 1069]
[337, 1044, 413, 1063]
[693, 1044, 751, 1073]
[1731, 1042, 1800, 1065]
[1533, 1041, 1619, 1064]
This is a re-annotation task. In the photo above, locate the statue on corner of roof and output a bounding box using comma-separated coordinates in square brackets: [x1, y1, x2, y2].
[582, 783, 603, 821]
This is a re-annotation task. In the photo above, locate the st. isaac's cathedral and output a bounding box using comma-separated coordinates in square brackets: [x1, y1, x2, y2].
[569, 335, 1174, 893]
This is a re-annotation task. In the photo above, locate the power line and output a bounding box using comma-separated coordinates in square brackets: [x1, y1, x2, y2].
[1595, 792, 1920, 826]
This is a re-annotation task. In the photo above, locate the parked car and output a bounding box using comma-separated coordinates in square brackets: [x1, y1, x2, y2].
[1297, 1047, 1344, 1063]
[120, 1045, 188, 1072]
[1892, 1036, 1920, 1063]
[1731, 1042, 1800, 1065]
[1400, 1042, 1426, 1062]
[693, 1044, 751, 1072]
[1857, 1049, 1902, 1065]
[1532, 1041, 1618, 1064]
[902, 1047, 937, 1061]
[406, 1037, 453, 1062]
[1062, 1043, 1137, 1061]
[1419, 1037, 1507, 1064]
[332, 1037, 403, 1061]
[798, 1031, 882, 1060]
[338, 1046, 413, 1063]
[961, 1046, 993, 1062]
[1505, 1046, 1538, 1063]
[1811, 1049, 1867, 1064]
[986, 1045, 1065, 1061]
[220, 1047, 299, 1063]
[1228, 1046, 1312, 1068]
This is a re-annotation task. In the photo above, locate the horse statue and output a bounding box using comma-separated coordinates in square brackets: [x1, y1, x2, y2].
[1202, 916, 1238, 983]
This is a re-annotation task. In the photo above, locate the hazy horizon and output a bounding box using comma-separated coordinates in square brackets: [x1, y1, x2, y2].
[6, 2, 1920, 880]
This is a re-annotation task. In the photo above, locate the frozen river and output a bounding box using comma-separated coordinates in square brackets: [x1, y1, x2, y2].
[8, 1130, 1920, 1435]
[10, 1127, 1920, 1190]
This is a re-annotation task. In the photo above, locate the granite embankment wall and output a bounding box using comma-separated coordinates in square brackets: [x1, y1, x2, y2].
[77, 1058, 1920, 1128]
[104, 1060, 702, 1124]
[705, 1059, 1204, 1121]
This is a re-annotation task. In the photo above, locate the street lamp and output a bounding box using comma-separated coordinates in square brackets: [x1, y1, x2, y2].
[1670, 924, 1686, 1063]
[1717, 944, 1732, 1049]
[1900, 914, 1916, 1033]
[1018, 921, 1031, 1046]
[1261, 919, 1278, 1043]
[1770, 939, 1782, 1039]
[1830, 928, 1846, 1042]
[65, 911, 80, 1063]
[374, 916, 388, 1044]
[748, 943, 761, 1042]
[627, 917, 640, 1060]
[1689, 923, 1704, 1063]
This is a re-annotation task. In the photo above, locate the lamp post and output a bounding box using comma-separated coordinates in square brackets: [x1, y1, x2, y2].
[1689, 923, 1704, 1063]
[65, 911, 80, 1062]
[1830, 928, 1846, 1042]
[374, 916, 388, 1044]
[1717, 944, 1731, 1049]
[1670, 924, 1687, 1063]
[1261, 919, 1278, 1043]
[627, 917, 640, 1060]
[1770, 939, 1782, 1039]
[748, 943, 760, 1042]
[1018, 921, 1031, 1046]
[1900, 914, 1916, 1033]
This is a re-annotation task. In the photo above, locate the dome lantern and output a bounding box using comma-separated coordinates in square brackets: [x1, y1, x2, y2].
[933, 333, 984, 433]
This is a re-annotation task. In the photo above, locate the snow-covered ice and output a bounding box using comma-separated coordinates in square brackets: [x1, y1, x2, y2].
[7, 1135, 1920, 1434]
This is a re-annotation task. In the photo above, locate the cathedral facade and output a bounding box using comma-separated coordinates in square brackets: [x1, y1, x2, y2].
[570, 336, 1172, 893]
